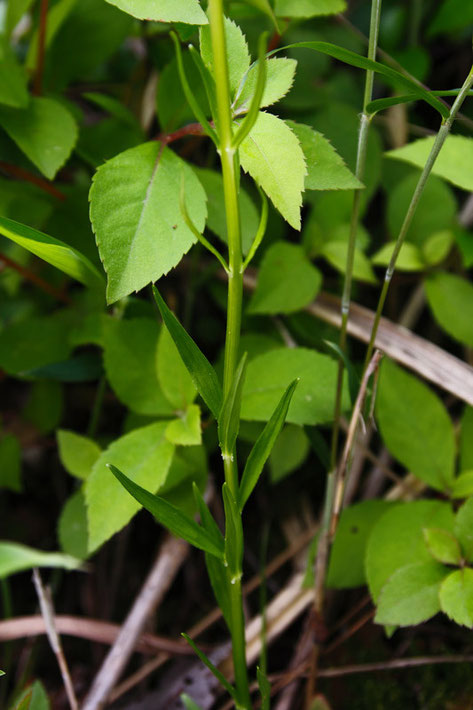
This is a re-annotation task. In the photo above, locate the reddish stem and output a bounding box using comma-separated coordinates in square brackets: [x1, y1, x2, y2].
[155, 122, 206, 145]
[34, 0, 49, 96]
[0, 161, 65, 201]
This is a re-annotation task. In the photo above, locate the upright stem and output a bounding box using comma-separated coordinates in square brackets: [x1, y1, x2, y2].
[330, 0, 383, 468]
[208, 2, 250, 707]
[364, 66, 473, 368]
[34, 0, 49, 96]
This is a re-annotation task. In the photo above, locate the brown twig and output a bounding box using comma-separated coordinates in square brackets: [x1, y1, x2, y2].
[0, 251, 71, 304]
[156, 122, 206, 145]
[34, 0, 49, 96]
[81, 535, 189, 710]
[0, 161, 65, 201]
[32, 569, 79, 710]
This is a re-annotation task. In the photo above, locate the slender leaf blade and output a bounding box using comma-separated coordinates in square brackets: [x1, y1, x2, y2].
[218, 354, 247, 456]
[182, 633, 237, 698]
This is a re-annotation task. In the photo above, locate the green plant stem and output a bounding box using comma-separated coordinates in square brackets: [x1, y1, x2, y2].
[330, 0, 382, 470]
[364, 65, 473, 369]
[208, 2, 250, 707]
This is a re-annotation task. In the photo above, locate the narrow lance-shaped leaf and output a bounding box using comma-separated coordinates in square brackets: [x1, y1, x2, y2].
[239, 380, 298, 510]
[270, 42, 448, 118]
[108, 464, 224, 559]
[192, 482, 223, 544]
[182, 633, 237, 700]
[153, 286, 223, 419]
[0, 217, 104, 289]
[218, 353, 247, 457]
[223, 483, 243, 576]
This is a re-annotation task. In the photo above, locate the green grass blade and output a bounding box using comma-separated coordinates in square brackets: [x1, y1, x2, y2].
[323, 340, 359, 405]
[153, 286, 223, 419]
[218, 353, 247, 458]
[239, 379, 298, 510]
[182, 633, 237, 700]
[108, 464, 224, 559]
[222, 483, 243, 576]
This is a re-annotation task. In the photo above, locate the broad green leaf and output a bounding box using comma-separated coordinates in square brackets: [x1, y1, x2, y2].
[222, 483, 243, 574]
[273, 43, 448, 118]
[275, 0, 346, 18]
[327, 501, 393, 589]
[57, 430, 101, 480]
[153, 287, 223, 419]
[0, 97, 78, 179]
[157, 325, 196, 411]
[451, 471, 473, 499]
[85, 422, 175, 552]
[372, 241, 425, 271]
[109, 464, 224, 558]
[193, 168, 259, 255]
[103, 317, 173, 416]
[428, 0, 473, 36]
[269, 424, 309, 484]
[239, 111, 306, 229]
[460, 407, 473, 472]
[0, 37, 29, 108]
[287, 122, 362, 191]
[200, 17, 250, 95]
[0, 542, 79, 578]
[181, 696, 204, 710]
[104, 0, 207, 23]
[239, 380, 298, 509]
[440, 569, 473, 627]
[234, 58, 296, 115]
[58, 490, 89, 559]
[12, 681, 50, 710]
[375, 561, 448, 626]
[156, 52, 210, 133]
[248, 242, 321, 315]
[422, 230, 453, 265]
[454, 497, 473, 563]
[90, 142, 207, 303]
[24, 381, 63, 434]
[387, 136, 473, 192]
[218, 354, 247, 456]
[242, 347, 349, 426]
[165, 405, 202, 446]
[0, 316, 71, 375]
[0, 218, 104, 289]
[320, 241, 377, 283]
[423, 528, 462, 565]
[376, 359, 456, 491]
[366, 500, 454, 601]
[0, 434, 21, 492]
[182, 634, 237, 698]
[425, 272, 473, 348]
[387, 174, 456, 247]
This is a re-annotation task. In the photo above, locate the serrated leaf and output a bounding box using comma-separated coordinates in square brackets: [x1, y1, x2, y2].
[242, 347, 350, 426]
[423, 527, 462, 565]
[372, 241, 425, 271]
[109, 464, 224, 558]
[200, 16, 250, 95]
[85, 422, 175, 552]
[234, 58, 296, 115]
[0, 217, 104, 289]
[248, 242, 321, 315]
[425, 272, 473, 348]
[0, 542, 79, 579]
[153, 287, 223, 419]
[0, 37, 29, 108]
[375, 561, 447, 626]
[387, 135, 473, 192]
[157, 325, 196, 411]
[454, 497, 473, 563]
[104, 0, 207, 23]
[275, 0, 346, 17]
[321, 241, 377, 283]
[366, 500, 454, 601]
[239, 111, 306, 229]
[103, 317, 173, 416]
[239, 380, 297, 509]
[376, 359, 456, 492]
[90, 142, 207, 303]
[0, 434, 21, 492]
[58, 491, 89, 559]
[287, 122, 362, 191]
[165, 404, 202, 446]
[57, 430, 101, 480]
[0, 97, 78, 179]
[439, 569, 473, 627]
